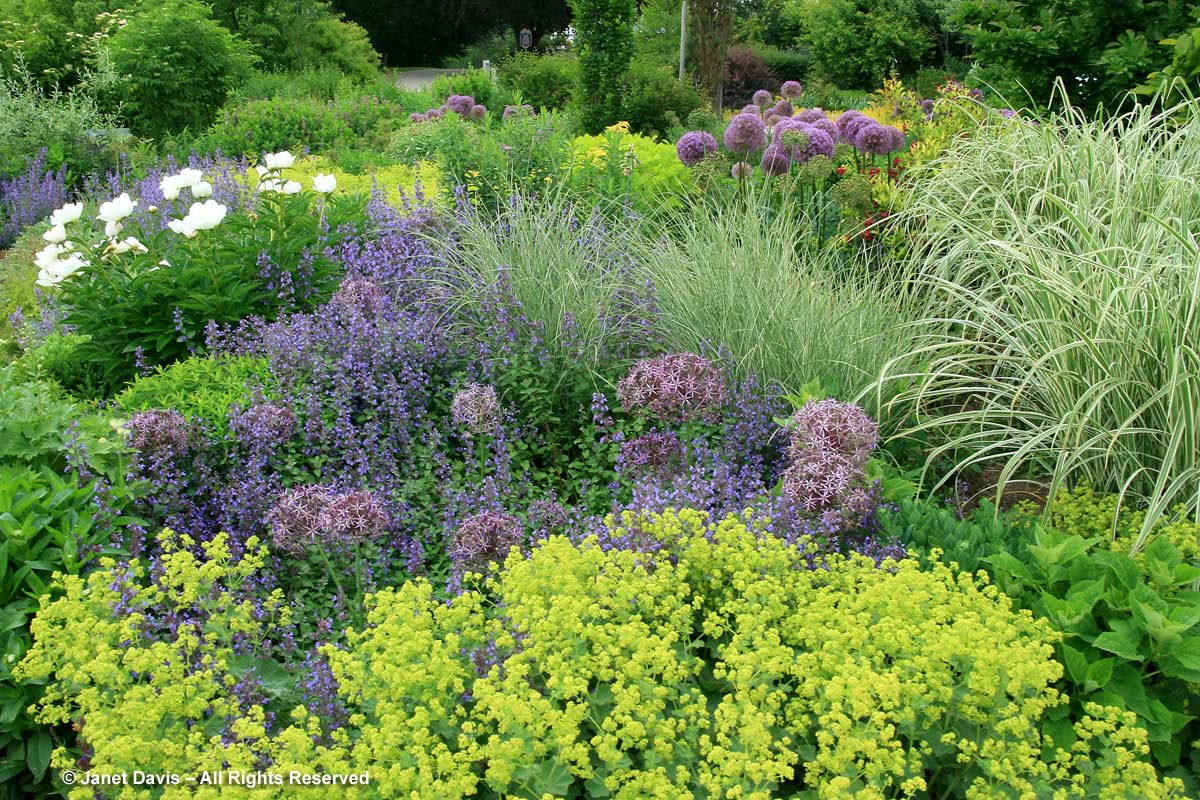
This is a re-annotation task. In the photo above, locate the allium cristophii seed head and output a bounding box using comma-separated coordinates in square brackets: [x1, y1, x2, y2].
[232, 402, 296, 447]
[331, 274, 387, 316]
[621, 431, 685, 472]
[780, 80, 804, 99]
[676, 131, 719, 167]
[125, 409, 189, 454]
[787, 398, 880, 466]
[752, 89, 773, 108]
[782, 448, 863, 512]
[445, 94, 475, 116]
[723, 113, 767, 155]
[317, 490, 388, 544]
[469, 104, 487, 121]
[451, 382, 502, 436]
[731, 161, 753, 180]
[452, 511, 523, 572]
[527, 499, 570, 534]
[760, 144, 791, 176]
[617, 352, 728, 423]
[269, 485, 334, 553]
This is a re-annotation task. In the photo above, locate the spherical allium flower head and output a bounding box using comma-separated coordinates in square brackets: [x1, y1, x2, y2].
[731, 161, 753, 180]
[723, 112, 767, 155]
[775, 120, 835, 163]
[1000, 108, 1018, 119]
[741, 103, 761, 116]
[786, 398, 880, 466]
[886, 125, 906, 153]
[521, 104, 535, 115]
[232, 403, 296, 448]
[469, 103, 487, 121]
[617, 352, 728, 423]
[835, 110, 867, 140]
[269, 485, 334, 553]
[771, 99, 795, 118]
[780, 80, 803, 99]
[125, 409, 189, 455]
[621, 431, 685, 472]
[331, 275, 387, 316]
[317, 489, 388, 544]
[676, 131, 719, 167]
[968, 87, 984, 101]
[451, 511, 523, 572]
[920, 98, 934, 115]
[782, 449, 863, 512]
[409, 112, 427, 123]
[809, 117, 839, 141]
[451, 382, 502, 436]
[795, 108, 826, 124]
[752, 89, 773, 108]
[426, 108, 443, 120]
[760, 144, 792, 176]
[764, 113, 781, 128]
[853, 123, 894, 155]
[502, 105, 518, 119]
[527, 499, 570, 535]
[445, 94, 475, 116]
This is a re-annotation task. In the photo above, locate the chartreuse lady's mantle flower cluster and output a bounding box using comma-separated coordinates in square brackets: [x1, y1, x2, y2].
[17, 514, 1185, 799]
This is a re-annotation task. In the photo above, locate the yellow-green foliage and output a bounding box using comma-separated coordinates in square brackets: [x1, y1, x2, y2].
[1042, 485, 1200, 565]
[0, 226, 43, 343]
[17, 512, 1186, 798]
[289, 156, 443, 210]
[569, 123, 694, 211]
[114, 355, 276, 434]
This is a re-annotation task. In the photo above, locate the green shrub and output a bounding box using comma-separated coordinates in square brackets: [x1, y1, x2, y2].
[798, 0, 935, 89]
[194, 95, 400, 158]
[621, 58, 704, 138]
[295, 16, 379, 81]
[570, 0, 637, 133]
[115, 356, 277, 434]
[757, 45, 811, 84]
[877, 496, 1038, 574]
[107, 1, 255, 139]
[0, 57, 127, 182]
[237, 67, 348, 102]
[0, 464, 142, 798]
[0, 227, 43, 341]
[18, 511, 1185, 797]
[498, 51, 577, 110]
[11, 333, 107, 398]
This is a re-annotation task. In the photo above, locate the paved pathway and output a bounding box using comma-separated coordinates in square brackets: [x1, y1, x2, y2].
[394, 68, 463, 91]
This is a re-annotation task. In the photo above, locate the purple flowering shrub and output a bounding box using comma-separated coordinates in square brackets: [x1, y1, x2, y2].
[0, 148, 69, 248]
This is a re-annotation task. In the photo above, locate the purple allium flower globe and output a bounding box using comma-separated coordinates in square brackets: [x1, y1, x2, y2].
[1000, 108, 1018, 119]
[752, 89, 773, 108]
[809, 117, 839, 141]
[445, 94, 475, 116]
[853, 123, 903, 156]
[723, 112, 767, 156]
[741, 104, 761, 116]
[502, 105, 518, 119]
[125, 409, 189, 455]
[451, 382, 502, 436]
[787, 398, 881, 467]
[731, 161, 753, 180]
[774, 119, 835, 163]
[469, 104, 488, 121]
[527, 499, 570, 535]
[782, 449, 863, 512]
[780, 80, 804, 99]
[317, 490, 388, 544]
[835, 110, 867, 141]
[331, 275, 387, 316]
[795, 108, 826, 124]
[764, 113, 781, 128]
[617, 352, 728, 423]
[521, 104, 535, 115]
[426, 109, 443, 120]
[771, 99, 795, 118]
[452, 511, 524, 573]
[760, 144, 792, 176]
[269, 485, 334, 553]
[676, 131, 719, 167]
[409, 112, 427, 123]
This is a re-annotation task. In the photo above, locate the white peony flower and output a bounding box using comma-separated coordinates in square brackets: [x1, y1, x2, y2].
[110, 236, 147, 255]
[168, 218, 197, 238]
[36, 253, 88, 287]
[160, 175, 183, 200]
[191, 180, 213, 198]
[280, 180, 302, 195]
[257, 178, 282, 193]
[185, 199, 227, 230]
[49, 202, 84, 226]
[43, 224, 67, 244]
[312, 173, 337, 193]
[176, 168, 203, 188]
[35, 243, 69, 269]
[97, 192, 137, 223]
[255, 165, 270, 178]
[104, 219, 124, 238]
[263, 151, 295, 170]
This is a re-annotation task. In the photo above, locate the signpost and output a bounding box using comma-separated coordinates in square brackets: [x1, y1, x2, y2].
[519, 28, 533, 49]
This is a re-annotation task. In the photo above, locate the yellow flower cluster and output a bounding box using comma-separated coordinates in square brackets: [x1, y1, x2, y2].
[17, 514, 1188, 798]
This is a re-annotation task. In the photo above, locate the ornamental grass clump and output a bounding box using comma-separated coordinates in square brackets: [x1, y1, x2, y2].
[875, 95, 1200, 539]
[19, 514, 1185, 798]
